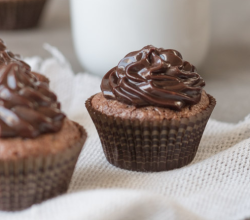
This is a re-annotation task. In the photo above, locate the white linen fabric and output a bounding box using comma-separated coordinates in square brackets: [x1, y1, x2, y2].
[1, 45, 250, 220]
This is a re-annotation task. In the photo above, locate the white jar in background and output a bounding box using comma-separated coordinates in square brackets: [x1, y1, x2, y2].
[70, 0, 210, 76]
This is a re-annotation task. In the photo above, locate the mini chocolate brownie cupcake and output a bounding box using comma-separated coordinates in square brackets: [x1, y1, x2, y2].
[0, 62, 87, 211]
[0, 0, 48, 30]
[0, 39, 49, 84]
[86, 45, 216, 172]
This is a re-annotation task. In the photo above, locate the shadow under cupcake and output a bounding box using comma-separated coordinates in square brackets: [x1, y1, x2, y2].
[86, 45, 216, 172]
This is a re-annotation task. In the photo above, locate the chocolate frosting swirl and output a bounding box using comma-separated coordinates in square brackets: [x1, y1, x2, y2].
[0, 39, 65, 138]
[0, 63, 65, 138]
[0, 39, 49, 85]
[101, 45, 205, 110]
[0, 39, 30, 72]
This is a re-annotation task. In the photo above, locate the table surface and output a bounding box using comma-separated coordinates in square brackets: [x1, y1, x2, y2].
[1, 0, 250, 123]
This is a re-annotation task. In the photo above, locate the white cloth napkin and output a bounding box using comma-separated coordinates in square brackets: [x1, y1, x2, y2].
[1, 45, 250, 220]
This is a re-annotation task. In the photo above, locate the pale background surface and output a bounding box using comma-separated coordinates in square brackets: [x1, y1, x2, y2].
[1, 0, 250, 123]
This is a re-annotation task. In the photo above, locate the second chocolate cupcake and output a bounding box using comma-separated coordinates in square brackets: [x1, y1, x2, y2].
[86, 45, 216, 172]
[0, 60, 87, 211]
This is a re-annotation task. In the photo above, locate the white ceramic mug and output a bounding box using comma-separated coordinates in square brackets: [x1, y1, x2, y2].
[70, 0, 210, 76]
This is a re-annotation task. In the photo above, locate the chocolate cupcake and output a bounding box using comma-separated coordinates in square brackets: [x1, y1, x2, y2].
[0, 62, 87, 211]
[0, 0, 47, 30]
[0, 39, 49, 84]
[86, 45, 216, 172]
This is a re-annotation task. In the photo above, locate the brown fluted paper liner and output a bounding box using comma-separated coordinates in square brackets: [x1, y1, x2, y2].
[86, 95, 216, 172]
[0, 0, 47, 30]
[0, 122, 86, 211]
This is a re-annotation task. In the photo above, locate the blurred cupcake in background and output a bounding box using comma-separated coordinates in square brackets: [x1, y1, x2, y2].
[0, 0, 48, 30]
[0, 62, 87, 211]
[0, 38, 87, 210]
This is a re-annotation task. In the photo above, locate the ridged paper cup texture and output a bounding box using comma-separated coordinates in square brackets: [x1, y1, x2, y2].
[86, 95, 216, 172]
[0, 0, 47, 30]
[0, 122, 86, 211]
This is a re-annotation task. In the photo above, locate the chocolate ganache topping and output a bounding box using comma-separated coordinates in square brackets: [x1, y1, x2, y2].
[0, 39, 30, 70]
[0, 62, 65, 138]
[101, 45, 205, 110]
[0, 39, 49, 85]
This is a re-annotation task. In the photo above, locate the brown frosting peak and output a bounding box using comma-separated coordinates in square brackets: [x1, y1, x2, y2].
[0, 63, 65, 138]
[0, 39, 31, 73]
[0, 39, 6, 51]
[101, 45, 205, 110]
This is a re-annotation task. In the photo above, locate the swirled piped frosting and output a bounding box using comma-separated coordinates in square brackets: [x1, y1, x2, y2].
[0, 39, 49, 84]
[0, 63, 65, 138]
[0, 39, 31, 72]
[101, 45, 205, 110]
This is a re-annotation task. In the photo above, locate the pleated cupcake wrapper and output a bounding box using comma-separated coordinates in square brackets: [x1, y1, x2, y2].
[86, 95, 216, 172]
[0, 0, 47, 30]
[0, 122, 86, 211]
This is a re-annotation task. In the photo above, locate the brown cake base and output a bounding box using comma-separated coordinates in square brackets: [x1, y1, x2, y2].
[0, 119, 87, 211]
[86, 92, 216, 172]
